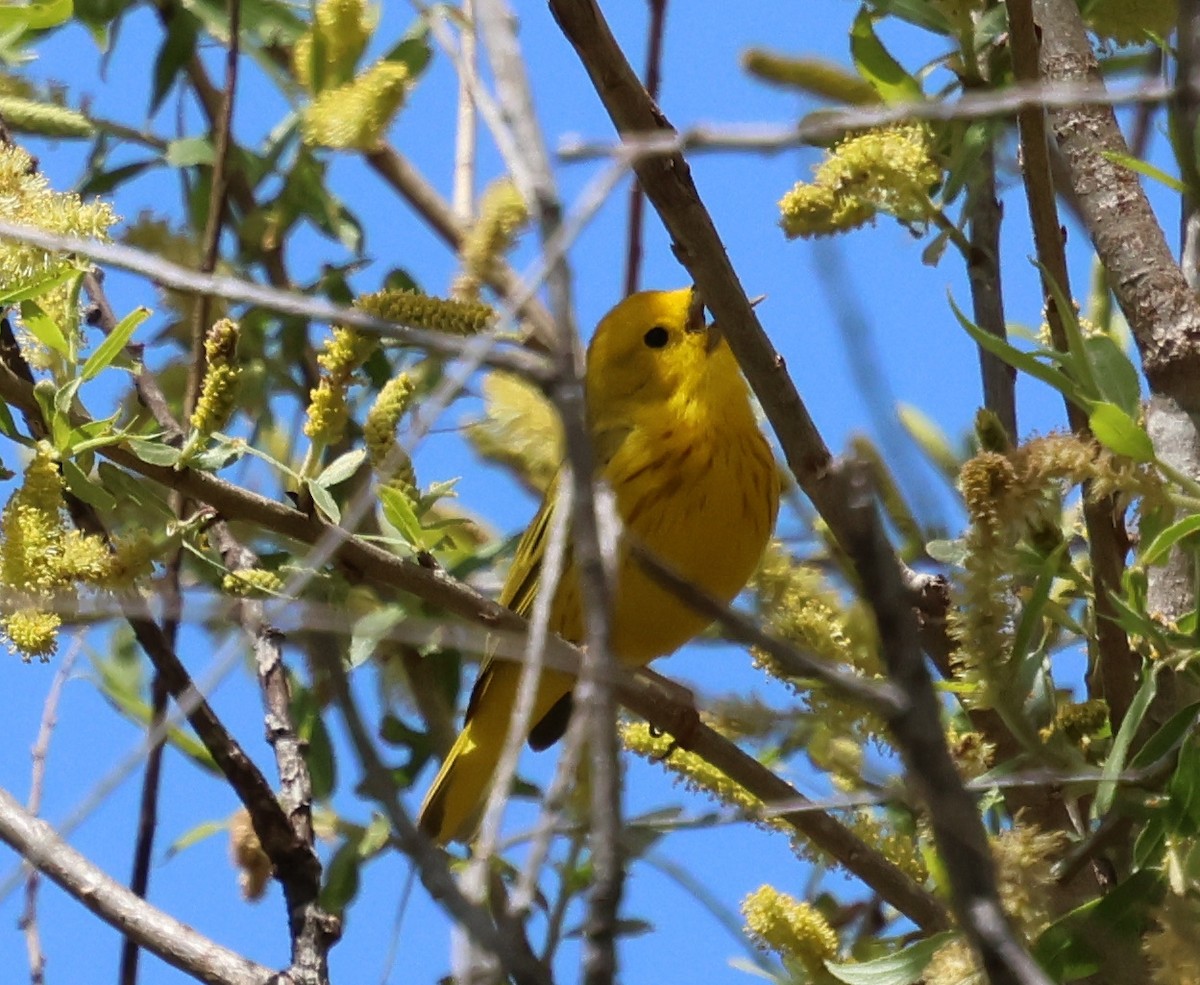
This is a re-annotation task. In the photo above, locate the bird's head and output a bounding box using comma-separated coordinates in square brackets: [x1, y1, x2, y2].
[585, 287, 747, 429]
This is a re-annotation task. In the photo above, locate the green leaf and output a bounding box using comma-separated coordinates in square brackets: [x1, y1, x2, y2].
[307, 479, 341, 524]
[348, 605, 403, 669]
[1094, 660, 1157, 818]
[826, 932, 957, 985]
[379, 484, 423, 548]
[0, 398, 17, 439]
[1101, 150, 1187, 194]
[78, 159, 156, 198]
[1034, 869, 1161, 980]
[126, 438, 181, 467]
[1083, 335, 1141, 417]
[151, 10, 198, 114]
[165, 136, 214, 168]
[383, 18, 433, 79]
[358, 812, 391, 857]
[81, 305, 148, 380]
[0, 0, 73, 30]
[1009, 548, 1063, 698]
[0, 267, 81, 308]
[925, 538, 967, 565]
[850, 9, 922, 104]
[1141, 514, 1200, 567]
[1168, 734, 1200, 835]
[164, 819, 227, 859]
[19, 299, 69, 357]
[316, 448, 367, 488]
[292, 686, 336, 800]
[1089, 402, 1155, 463]
[61, 458, 116, 510]
[950, 295, 1086, 407]
[320, 839, 361, 914]
[1130, 701, 1200, 771]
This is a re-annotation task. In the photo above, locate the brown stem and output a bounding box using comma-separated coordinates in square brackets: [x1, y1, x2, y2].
[1009, 0, 1137, 729]
[623, 0, 668, 297]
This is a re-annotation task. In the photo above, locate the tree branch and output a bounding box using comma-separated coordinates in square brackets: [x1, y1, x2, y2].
[0, 786, 273, 985]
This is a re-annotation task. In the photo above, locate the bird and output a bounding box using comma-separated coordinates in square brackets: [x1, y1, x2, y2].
[417, 286, 780, 845]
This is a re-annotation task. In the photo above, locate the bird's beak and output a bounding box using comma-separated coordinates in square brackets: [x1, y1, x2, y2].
[684, 288, 721, 353]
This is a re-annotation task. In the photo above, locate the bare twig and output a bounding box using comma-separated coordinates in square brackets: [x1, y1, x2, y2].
[19, 641, 79, 985]
[453, 0, 477, 221]
[0, 786, 273, 985]
[965, 139, 1016, 441]
[556, 75, 1174, 161]
[623, 0, 668, 297]
[0, 220, 550, 379]
[213, 528, 339, 984]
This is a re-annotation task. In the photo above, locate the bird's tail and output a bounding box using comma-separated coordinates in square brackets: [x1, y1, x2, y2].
[417, 664, 576, 846]
[417, 715, 500, 846]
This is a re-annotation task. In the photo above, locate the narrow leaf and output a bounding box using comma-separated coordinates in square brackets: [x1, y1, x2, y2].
[19, 299, 69, 356]
[950, 295, 1085, 406]
[826, 932, 957, 985]
[850, 9, 923, 103]
[81, 305, 149, 380]
[316, 448, 367, 488]
[1140, 514, 1200, 567]
[1094, 662, 1157, 818]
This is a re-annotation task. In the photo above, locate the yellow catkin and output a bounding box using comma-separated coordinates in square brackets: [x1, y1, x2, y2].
[356, 289, 496, 336]
[0, 144, 117, 363]
[222, 569, 286, 598]
[292, 0, 377, 91]
[304, 326, 376, 445]
[454, 178, 530, 300]
[190, 319, 242, 437]
[779, 124, 940, 238]
[0, 97, 93, 138]
[741, 884, 838, 972]
[300, 60, 410, 150]
[468, 372, 562, 495]
[363, 373, 417, 495]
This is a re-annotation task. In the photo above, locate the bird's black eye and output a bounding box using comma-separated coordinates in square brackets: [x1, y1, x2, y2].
[643, 325, 669, 349]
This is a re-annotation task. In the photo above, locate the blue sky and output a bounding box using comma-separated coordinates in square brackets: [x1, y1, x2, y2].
[0, 2, 1170, 983]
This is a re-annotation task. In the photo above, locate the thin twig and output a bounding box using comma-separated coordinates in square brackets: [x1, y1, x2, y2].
[965, 138, 1016, 441]
[556, 75, 1174, 161]
[622, 0, 668, 297]
[19, 641, 79, 985]
[0, 220, 551, 380]
[452, 0, 477, 221]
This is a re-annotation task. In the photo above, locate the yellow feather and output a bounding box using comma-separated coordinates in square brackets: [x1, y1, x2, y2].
[417, 287, 779, 845]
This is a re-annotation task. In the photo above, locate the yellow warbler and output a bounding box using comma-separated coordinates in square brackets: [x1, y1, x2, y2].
[417, 287, 779, 844]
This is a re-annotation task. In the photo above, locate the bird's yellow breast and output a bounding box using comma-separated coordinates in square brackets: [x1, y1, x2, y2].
[548, 414, 778, 664]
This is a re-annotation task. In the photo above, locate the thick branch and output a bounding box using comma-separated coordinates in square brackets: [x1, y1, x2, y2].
[1033, 0, 1200, 412]
[0, 787, 272, 985]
